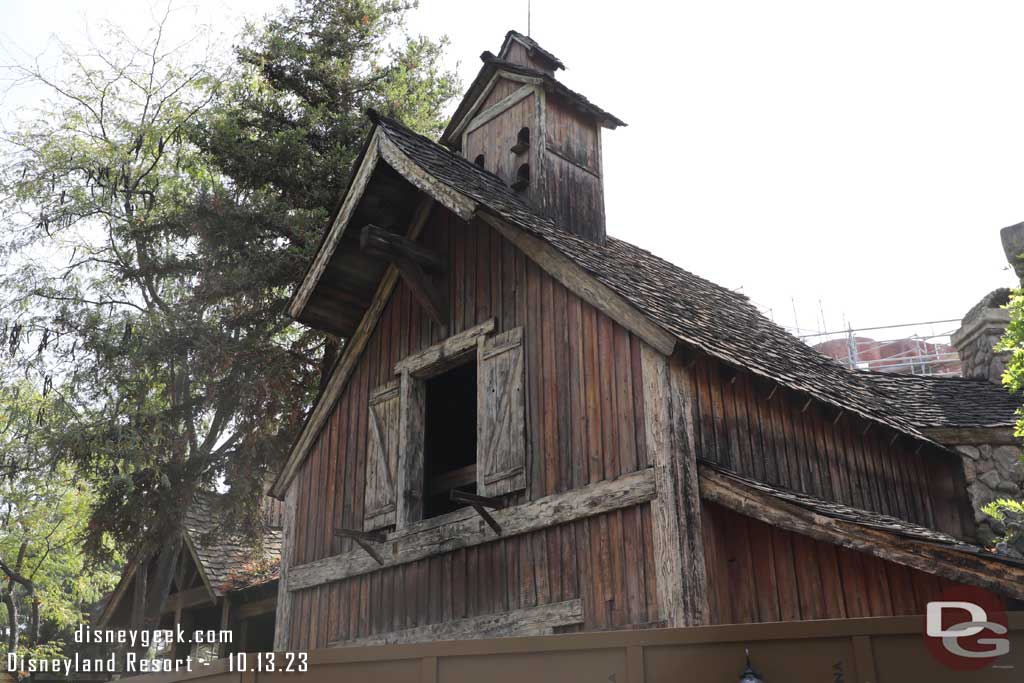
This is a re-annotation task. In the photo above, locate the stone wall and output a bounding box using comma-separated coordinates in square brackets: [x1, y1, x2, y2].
[954, 438, 1024, 545]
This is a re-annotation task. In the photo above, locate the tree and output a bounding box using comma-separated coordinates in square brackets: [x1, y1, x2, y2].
[0, 0, 457, 635]
[991, 293, 1024, 557]
[0, 382, 119, 674]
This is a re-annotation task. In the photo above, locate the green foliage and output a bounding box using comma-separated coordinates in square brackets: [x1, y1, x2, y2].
[0, 0, 457, 629]
[0, 382, 119, 665]
[991, 289, 1024, 554]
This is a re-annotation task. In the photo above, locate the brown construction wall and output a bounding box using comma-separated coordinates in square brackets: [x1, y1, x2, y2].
[122, 613, 1024, 683]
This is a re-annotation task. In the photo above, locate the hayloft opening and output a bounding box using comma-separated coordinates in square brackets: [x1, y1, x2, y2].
[422, 359, 478, 519]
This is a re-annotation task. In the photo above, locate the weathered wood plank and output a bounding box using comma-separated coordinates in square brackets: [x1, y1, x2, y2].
[479, 213, 676, 356]
[289, 468, 656, 592]
[394, 318, 495, 375]
[465, 84, 537, 136]
[329, 599, 583, 647]
[699, 465, 1024, 600]
[640, 345, 686, 628]
[273, 483, 299, 650]
[667, 354, 710, 625]
[361, 224, 446, 272]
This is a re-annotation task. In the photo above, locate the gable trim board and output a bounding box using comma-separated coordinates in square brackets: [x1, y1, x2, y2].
[290, 131, 382, 319]
[698, 463, 1024, 601]
[96, 558, 140, 627]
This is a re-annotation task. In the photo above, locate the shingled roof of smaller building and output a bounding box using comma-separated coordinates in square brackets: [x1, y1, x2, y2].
[184, 492, 282, 596]
[856, 372, 1020, 429]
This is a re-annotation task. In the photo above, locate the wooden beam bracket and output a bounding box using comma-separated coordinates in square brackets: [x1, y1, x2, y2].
[360, 224, 446, 272]
[450, 490, 504, 536]
[335, 528, 388, 566]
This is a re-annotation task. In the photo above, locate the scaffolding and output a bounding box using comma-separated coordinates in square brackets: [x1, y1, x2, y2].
[795, 319, 963, 377]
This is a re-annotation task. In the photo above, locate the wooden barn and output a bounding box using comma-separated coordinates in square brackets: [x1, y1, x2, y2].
[268, 31, 1024, 650]
[99, 493, 282, 657]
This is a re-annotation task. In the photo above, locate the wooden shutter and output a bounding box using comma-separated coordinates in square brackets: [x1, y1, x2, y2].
[364, 380, 400, 530]
[477, 327, 527, 496]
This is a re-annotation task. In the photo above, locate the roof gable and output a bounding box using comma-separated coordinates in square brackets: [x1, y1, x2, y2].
[439, 56, 624, 150]
[498, 30, 565, 72]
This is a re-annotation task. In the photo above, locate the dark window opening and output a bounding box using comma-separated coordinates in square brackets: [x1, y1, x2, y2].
[423, 359, 477, 518]
[511, 127, 530, 154]
[474, 153, 485, 167]
[511, 163, 530, 191]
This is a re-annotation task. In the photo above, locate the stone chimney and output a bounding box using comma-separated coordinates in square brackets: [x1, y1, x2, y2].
[951, 222, 1021, 383]
[952, 291, 1011, 384]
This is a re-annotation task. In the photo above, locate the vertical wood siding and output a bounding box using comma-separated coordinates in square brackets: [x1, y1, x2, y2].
[702, 502, 966, 624]
[690, 356, 971, 538]
[286, 211, 654, 649]
[465, 94, 536, 187]
[539, 97, 605, 242]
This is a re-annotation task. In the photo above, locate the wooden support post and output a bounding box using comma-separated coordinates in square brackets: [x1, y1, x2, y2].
[272, 483, 298, 652]
[335, 528, 387, 566]
[642, 345, 708, 627]
[218, 598, 232, 658]
[450, 490, 504, 536]
[393, 256, 448, 332]
[667, 350, 710, 625]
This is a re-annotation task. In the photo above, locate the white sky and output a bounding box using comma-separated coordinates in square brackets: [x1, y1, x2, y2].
[2, 0, 1021, 344]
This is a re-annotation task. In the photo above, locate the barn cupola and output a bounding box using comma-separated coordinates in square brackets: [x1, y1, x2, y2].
[440, 31, 626, 244]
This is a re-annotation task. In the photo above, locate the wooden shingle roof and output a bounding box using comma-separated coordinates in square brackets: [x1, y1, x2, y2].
[376, 115, 995, 443]
[856, 372, 1019, 429]
[184, 492, 282, 596]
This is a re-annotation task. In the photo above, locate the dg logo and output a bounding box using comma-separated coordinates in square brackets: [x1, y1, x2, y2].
[923, 586, 1010, 671]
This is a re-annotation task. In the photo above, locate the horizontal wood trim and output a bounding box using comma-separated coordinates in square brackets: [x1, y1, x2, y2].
[465, 84, 536, 136]
[394, 318, 496, 375]
[234, 596, 277, 620]
[329, 599, 583, 647]
[479, 213, 677, 357]
[161, 585, 214, 614]
[290, 131, 381, 319]
[698, 464, 1024, 600]
[271, 198, 435, 499]
[288, 468, 657, 592]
